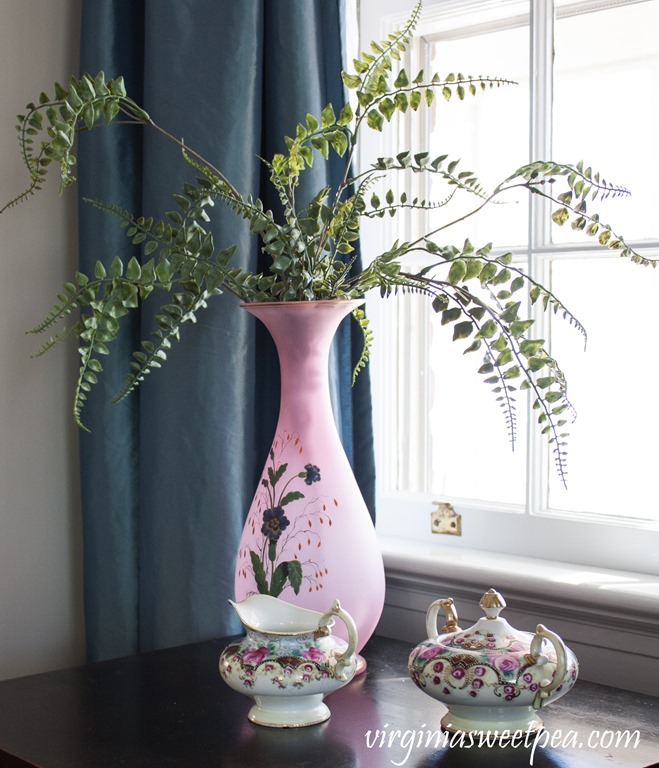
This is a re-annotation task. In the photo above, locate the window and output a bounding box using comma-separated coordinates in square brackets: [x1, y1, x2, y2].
[358, 0, 659, 574]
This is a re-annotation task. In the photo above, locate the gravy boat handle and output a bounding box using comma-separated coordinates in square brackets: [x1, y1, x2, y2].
[317, 600, 358, 681]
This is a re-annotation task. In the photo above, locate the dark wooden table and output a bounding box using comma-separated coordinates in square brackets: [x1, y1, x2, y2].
[0, 635, 657, 767]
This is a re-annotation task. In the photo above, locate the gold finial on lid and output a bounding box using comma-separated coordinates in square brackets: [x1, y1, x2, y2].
[479, 588, 506, 618]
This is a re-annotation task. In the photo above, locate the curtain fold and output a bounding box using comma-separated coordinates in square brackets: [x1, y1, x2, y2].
[78, 0, 375, 662]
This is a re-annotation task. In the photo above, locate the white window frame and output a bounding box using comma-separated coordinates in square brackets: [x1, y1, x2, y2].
[357, 0, 659, 576]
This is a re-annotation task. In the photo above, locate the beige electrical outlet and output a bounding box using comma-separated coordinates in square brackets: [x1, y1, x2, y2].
[430, 501, 462, 536]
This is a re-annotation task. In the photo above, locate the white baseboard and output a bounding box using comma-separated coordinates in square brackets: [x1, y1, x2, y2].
[376, 536, 659, 696]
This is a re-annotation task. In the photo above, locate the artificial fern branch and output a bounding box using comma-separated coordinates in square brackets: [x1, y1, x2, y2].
[411, 246, 587, 340]
[351, 307, 373, 385]
[516, 162, 659, 268]
[30, 324, 80, 358]
[1, 1, 651, 486]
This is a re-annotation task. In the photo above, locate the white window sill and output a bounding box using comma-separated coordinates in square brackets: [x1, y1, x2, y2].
[378, 534, 659, 619]
[376, 535, 659, 695]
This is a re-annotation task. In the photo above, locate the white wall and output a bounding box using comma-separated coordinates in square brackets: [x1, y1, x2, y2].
[0, 0, 85, 679]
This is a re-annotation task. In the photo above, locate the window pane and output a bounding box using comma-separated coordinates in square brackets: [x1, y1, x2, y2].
[427, 23, 530, 248]
[546, 257, 659, 525]
[427, 295, 527, 505]
[414, 22, 530, 504]
[553, 1, 659, 243]
[384, 288, 528, 505]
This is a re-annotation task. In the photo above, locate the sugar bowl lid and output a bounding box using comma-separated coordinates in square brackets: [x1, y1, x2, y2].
[427, 588, 534, 655]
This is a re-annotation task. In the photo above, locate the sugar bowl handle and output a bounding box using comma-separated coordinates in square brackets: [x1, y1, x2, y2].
[425, 597, 461, 639]
[318, 600, 358, 681]
[530, 624, 568, 710]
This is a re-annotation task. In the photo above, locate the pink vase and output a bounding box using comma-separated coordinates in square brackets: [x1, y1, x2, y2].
[234, 300, 385, 651]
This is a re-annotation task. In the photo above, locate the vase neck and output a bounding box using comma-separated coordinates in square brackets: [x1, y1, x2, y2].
[244, 301, 362, 428]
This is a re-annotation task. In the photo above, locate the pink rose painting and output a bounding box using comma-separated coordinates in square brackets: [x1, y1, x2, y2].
[418, 645, 443, 661]
[492, 654, 520, 673]
[302, 646, 326, 663]
[242, 646, 270, 665]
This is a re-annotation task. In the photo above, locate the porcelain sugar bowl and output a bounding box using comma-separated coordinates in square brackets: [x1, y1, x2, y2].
[408, 589, 578, 735]
[219, 594, 358, 728]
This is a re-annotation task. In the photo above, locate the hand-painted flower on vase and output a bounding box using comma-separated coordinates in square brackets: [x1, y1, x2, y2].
[237, 434, 332, 597]
[239, 434, 328, 599]
[261, 507, 290, 541]
[303, 464, 321, 485]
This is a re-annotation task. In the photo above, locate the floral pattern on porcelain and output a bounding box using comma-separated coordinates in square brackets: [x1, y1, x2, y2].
[409, 631, 577, 706]
[226, 561, 359, 727]
[408, 590, 579, 735]
[220, 629, 351, 694]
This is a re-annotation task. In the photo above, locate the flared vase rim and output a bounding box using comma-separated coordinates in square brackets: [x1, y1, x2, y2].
[239, 298, 365, 309]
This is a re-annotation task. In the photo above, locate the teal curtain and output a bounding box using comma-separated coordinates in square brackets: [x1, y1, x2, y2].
[78, 0, 375, 662]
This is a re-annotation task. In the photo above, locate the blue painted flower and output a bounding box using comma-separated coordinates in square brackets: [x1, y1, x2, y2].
[303, 464, 321, 485]
[261, 506, 290, 541]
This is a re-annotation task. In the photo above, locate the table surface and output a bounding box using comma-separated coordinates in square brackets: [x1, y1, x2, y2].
[0, 635, 657, 768]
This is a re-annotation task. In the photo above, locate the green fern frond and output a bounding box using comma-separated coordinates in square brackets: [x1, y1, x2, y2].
[181, 146, 220, 185]
[27, 297, 79, 335]
[433, 243, 587, 340]
[370, 152, 489, 200]
[27, 274, 97, 335]
[74, 336, 106, 431]
[365, 188, 457, 218]
[112, 287, 213, 403]
[83, 197, 136, 228]
[352, 308, 373, 385]
[376, 242, 576, 486]
[2, 72, 148, 215]
[30, 324, 79, 357]
[349, 0, 423, 96]
[111, 330, 176, 404]
[507, 161, 659, 269]
[262, 156, 298, 225]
